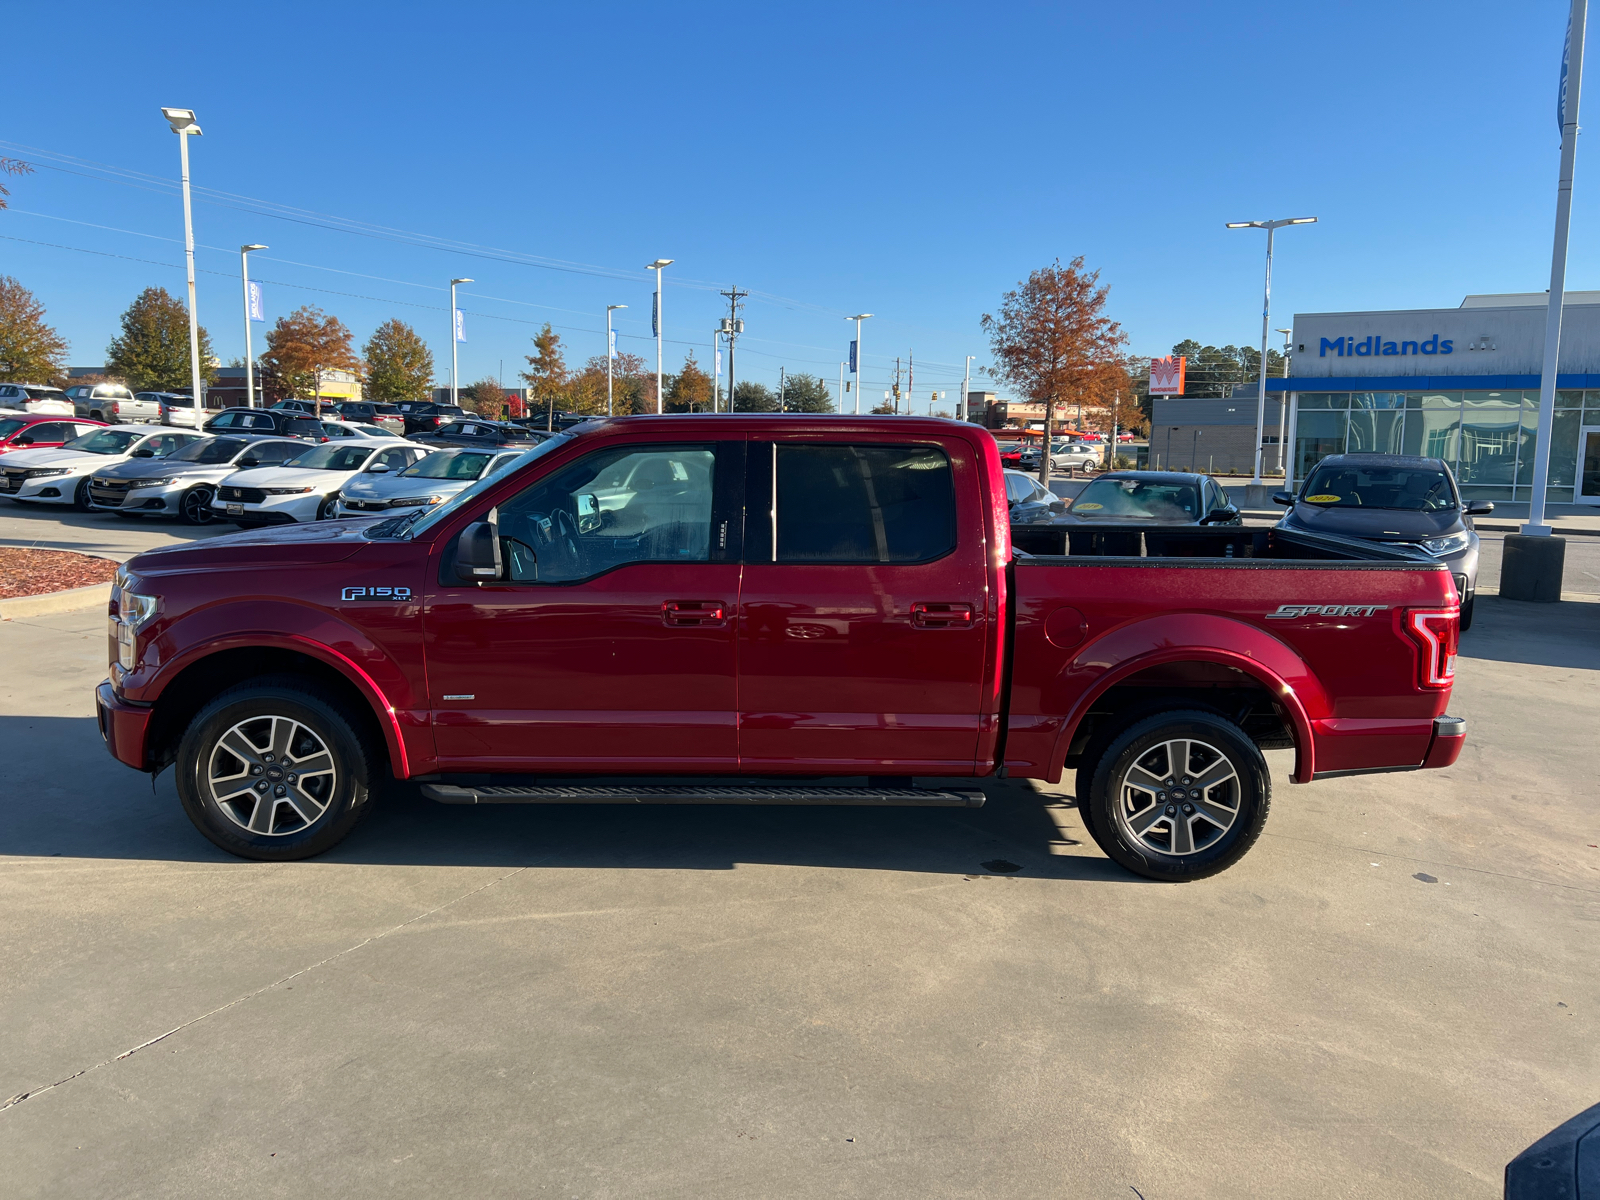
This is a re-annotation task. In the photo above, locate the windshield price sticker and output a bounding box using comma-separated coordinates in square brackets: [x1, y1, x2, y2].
[1305, 494, 1342, 503]
[1075, 502, 1103, 510]
[341, 586, 413, 602]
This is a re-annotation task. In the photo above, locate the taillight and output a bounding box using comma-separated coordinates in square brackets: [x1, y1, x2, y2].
[1405, 609, 1458, 688]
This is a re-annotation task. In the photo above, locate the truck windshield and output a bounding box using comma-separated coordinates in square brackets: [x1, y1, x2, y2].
[405, 435, 571, 537]
[1072, 477, 1199, 520]
[1301, 464, 1456, 511]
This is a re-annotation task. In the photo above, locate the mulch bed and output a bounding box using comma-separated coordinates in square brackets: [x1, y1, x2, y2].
[0, 547, 120, 600]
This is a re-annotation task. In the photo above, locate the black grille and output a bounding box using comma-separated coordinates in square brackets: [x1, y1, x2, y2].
[1, 470, 24, 493]
[218, 485, 266, 504]
[343, 499, 389, 511]
[91, 477, 133, 492]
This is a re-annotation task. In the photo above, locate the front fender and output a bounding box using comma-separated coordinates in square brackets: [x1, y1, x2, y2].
[124, 598, 423, 777]
[1044, 613, 1325, 784]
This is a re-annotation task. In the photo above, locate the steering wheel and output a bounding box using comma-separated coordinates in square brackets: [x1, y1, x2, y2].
[552, 507, 583, 572]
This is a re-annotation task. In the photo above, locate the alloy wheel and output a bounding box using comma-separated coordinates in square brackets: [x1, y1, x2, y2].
[1112, 737, 1240, 856]
[181, 486, 214, 524]
[206, 715, 338, 836]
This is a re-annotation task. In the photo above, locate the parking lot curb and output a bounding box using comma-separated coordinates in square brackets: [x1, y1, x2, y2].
[0, 581, 112, 620]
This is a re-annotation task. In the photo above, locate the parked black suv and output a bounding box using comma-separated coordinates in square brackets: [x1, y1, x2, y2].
[409, 419, 549, 450]
[202, 407, 327, 440]
[395, 401, 466, 435]
[331, 401, 406, 433]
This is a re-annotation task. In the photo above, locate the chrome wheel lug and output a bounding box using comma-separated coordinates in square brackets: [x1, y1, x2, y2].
[262, 753, 275, 763]
[1181, 777, 1192, 786]
[1182, 803, 1194, 815]
[255, 781, 268, 792]
[287, 773, 298, 784]
[274, 785, 287, 797]
[1164, 778, 1175, 788]
[249, 765, 263, 776]
[1164, 805, 1177, 816]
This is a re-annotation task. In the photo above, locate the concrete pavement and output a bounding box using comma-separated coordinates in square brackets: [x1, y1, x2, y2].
[0, 598, 1595, 1197]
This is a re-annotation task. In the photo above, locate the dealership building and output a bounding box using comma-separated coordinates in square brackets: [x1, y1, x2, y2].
[1152, 291, 1600, 507]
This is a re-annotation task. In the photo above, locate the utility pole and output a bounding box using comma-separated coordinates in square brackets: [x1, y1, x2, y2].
[838, 362, 845, 414]
[960, 356, 973, 422]
[719, 286, 747, 411]
[893, 357, 901, 414]
[907, 351, 914, 414]
[778, 366, 786, 413]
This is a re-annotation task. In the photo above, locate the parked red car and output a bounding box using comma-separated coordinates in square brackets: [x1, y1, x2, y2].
[0, 415, 106, 456]
[97, 415, 1464, 879]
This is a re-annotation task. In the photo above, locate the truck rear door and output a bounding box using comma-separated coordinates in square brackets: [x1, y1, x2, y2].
[736, 435, 994, 774]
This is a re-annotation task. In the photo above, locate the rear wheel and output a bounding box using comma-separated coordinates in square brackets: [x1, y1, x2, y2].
[179, 485, 215, 525]
[1083, 709, 1270, 881]
[175, 680, 380, 861]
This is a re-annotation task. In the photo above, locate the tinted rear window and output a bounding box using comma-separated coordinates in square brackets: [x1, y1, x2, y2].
[288, 418, 323, 434]
[768, 444, 956, 563]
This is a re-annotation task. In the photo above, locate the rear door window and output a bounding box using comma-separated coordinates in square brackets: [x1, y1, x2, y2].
[753, 443, 956, 563]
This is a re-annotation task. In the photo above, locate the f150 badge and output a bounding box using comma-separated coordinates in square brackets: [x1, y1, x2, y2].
[342, 586, 413, 602]
[1267, 603, 1388, 619]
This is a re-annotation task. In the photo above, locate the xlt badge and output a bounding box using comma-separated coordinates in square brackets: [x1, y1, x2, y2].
[1267, 603, 1388, 619]
[342, 586, 413, 602]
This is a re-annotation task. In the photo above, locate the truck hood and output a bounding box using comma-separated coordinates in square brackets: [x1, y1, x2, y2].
[127, 518, 372, 576]
[1284, 504, 1461, 542]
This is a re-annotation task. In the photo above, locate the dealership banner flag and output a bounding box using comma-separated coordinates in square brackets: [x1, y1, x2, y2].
[246, 280, 265, 322]
[715, 348, 722, 378]
[454, 308, 466, 343]
[608, 328, 617, 358]
[651, 292, 658, 338]
[849, 340, 858, 372]
[1560, 11, 1574, 131]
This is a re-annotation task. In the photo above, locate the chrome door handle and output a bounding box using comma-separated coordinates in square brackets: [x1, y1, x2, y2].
[911, 602, 974, 629]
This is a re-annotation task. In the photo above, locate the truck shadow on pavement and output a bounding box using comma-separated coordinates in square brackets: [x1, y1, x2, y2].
[1459, 596, 1600, 671]
[0, 716, 1141, 882]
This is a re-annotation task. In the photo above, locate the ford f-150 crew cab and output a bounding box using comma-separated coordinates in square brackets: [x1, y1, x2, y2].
[96, 416, 1466, 880]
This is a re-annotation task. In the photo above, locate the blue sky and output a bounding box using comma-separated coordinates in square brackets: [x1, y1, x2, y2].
[0, 0, 1592, 405]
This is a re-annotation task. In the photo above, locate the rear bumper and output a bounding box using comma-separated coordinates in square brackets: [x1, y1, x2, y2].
[1422, 714, 1467, 768]
[1310, 715, 1465, 780]
[95, 680, 152, 771]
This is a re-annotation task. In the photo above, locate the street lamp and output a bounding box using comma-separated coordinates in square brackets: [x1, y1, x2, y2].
[647, 259, 673, 414]
[1275, 327, 1293, 473]
[960, 355, 974, 422]
[606, 304, 628, 416]
[161, 107, 204, 418]
[239, 245, 267, 407]
[845, 314, 872, 414]
[449, 278, 472, 407]
[1226, 216, 1317, 484]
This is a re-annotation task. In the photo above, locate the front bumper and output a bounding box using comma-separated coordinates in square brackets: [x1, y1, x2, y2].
[0, 471, 82, 502]
[210, 491, 323, 524]
[89, 479, 189, 512]
[95, 680, 152, 770]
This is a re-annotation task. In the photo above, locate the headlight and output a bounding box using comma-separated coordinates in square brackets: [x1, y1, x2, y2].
[262, 486, 313, 495]
[129, 477, 178, 489]
[388, 495, 443, 507]
[115, 586, 159, 671]
[26, 467, 70, 478]
[1419, 531, 1471, 557]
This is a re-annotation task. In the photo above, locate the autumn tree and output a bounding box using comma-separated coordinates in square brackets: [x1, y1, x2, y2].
[778, 372, 833, 413]
[260, 305, 358, 415]
[465, 376, 509, 416]
[983, 256, 1128, 484]
[575, 351, 650, 415]
[0, 277, 69, 384]
[869, 397, 897, 415]
[363, 319, 434, 404]
[519, 323, 569, 429]
[0, 158, 31, 212]
[666, 353, 713, 412]
[733, 380, 777, 412]
[106, 286, 217, 393]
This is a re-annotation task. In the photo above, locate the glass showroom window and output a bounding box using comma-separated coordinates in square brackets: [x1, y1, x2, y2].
[1457, 391, 1522, 499]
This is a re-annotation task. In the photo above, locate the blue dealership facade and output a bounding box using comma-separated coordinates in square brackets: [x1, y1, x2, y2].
[1276, 292, 1600, 506]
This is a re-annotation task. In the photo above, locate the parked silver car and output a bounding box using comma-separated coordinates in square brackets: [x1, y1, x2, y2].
[87, 434, 307, 523]
[67, 383, 152, 423]
[334, 446, 523, 516]
[0, 383, 74, 416]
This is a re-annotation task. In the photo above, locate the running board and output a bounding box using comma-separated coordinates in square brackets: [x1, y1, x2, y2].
[420, 783, 985, 808]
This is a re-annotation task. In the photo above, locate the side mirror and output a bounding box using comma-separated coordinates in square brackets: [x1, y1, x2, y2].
[1271, 490, 1295, 506]
[366, 463, 391, 474]
[238, 455, 260, 467]
[132, 448, 155, 458]
[1204, 505, 1241, 523]
[1466, 499, 1495, 515]
[575, 492, 602, 534]
[13, 436, 32, 446]
[455, 520, 503, 582]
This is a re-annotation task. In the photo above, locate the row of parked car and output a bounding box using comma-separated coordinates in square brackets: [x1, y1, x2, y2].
[0, 402, 554, 527]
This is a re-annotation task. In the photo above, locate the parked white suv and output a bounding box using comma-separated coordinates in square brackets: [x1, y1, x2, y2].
[0, 383, 74, 416]
[67, 383, 156, 423]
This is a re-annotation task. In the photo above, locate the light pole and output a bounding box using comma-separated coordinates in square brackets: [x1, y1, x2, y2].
[1226, 216, 1317, 484]
[846, 314, 872, 414]
[606, 304, 627, 416]
[1275, 327, 1293, 473]
[161, 108, 204, 418]
[960, 355, 974, 422]
[449, 278, 472, 407]
[647, 259, 673, 413]
[838, 361, 846, 414]
[239, 244, 266, 408]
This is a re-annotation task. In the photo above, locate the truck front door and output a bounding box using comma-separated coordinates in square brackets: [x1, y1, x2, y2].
[423, 440, 743, 772]
[737, 438, 993, 775]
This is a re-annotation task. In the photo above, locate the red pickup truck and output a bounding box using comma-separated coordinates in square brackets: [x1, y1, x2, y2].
[96, 416, 1465, 881]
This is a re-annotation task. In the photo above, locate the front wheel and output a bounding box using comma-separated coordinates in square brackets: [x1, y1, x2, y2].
[179, 485, 215, 525]
[316, 494, 340, 520]
[175, 680, 380, 860]
[1083, 709, 1270, 881]
[72, 476, 93, 511]
[1460, 596, 1475, 631]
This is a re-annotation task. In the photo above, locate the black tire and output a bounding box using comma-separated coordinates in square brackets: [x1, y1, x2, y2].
[316, 494, 339, 520]
[175, 679, 381, 861]
[72, 476, 93, 511]
[1459, 596, 1474, 631]
[179, 484, 215, 525]
[1082, 708, 1270, 881]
